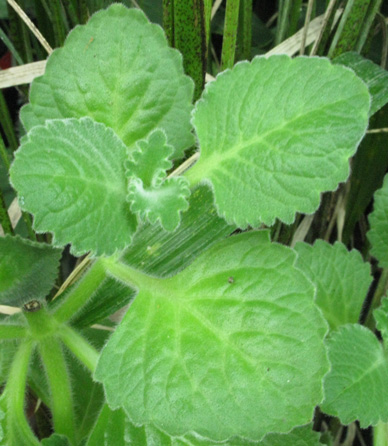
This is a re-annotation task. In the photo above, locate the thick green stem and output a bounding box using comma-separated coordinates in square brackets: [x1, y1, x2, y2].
[374, 421, 388, 446]
[0, 324, 26, 339]
[237, 0, 252, 61]
[221, 0, 241, 70]
[53, 259, 107, 323]
[173, 0, 206, 100]
[275, 0, 291, 45]
[59, 325, 99, 373]
[23, 304, 58, 338]
[39, 337, 76, 444]
[102, 257, 165, 295]
[183, 160, 204, 188]
[3, 339, 40, 445]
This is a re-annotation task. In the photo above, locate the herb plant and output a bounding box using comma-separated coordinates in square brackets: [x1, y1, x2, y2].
[1, 3, 388, 445]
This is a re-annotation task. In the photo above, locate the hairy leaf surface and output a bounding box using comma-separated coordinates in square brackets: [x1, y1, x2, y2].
[86, 405, 321, 445]
[0, 235, 62, 306]
[322, 324, 388, 427]
[187, 55, 370, 227]
[95, 231, 329, 441]
[20, 4, 194, 158]
[367, 173, 388, 267]
[295, 240, 371, 330]
[126, 130, 190, 230]
[10, 118, 136, 257]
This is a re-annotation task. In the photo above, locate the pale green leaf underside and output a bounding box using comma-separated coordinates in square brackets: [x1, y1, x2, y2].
[367, 173, 388, 268]
[294, 240, 371, 330]
[10, 118, 136, 257]
[87, 405, 321, 446]
[188, 55, 370, 227]
[95, 231, 329, 441]
[20, 4, 194, 158]
[0, 235, 62, 306]
[127, 130, 190, 231]
[322, 324, 388, 427]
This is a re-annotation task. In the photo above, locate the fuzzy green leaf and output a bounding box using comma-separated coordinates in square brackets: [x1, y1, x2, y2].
[334, 52, 388, 117]
[10, 118, 137, 257]
[186, 55, 370, 227]
[294, 240, 372, 330]
[20, 4, 194, 159]
[367, 173, 388, 268]
[321, 324, 388, 427]
[95, 231, 329, 441]
[0, 235, 62, 306]
[126, 130, 190, 230]
[86, 405, 321, 446]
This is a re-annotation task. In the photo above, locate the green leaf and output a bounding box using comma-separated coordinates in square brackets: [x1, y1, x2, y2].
[72, 185, 233, 328]
[0, 235, 62, 306]
[186, 55, 370, 227]
[86, 405, 321, 446]
[334, 52, 388, 117]
[20, 4, 194, 159]
[259, 425, 321, 446]
[367, 173, 388, 268]
[95, 231, 329, 441]
[41, 434, 70, 446]
[294, 240, 372, 330]
[10, 118, 137, 257]
[321, 324, 388, 427]
[374, 297, 388, 348]
[127, 130, 190, 231]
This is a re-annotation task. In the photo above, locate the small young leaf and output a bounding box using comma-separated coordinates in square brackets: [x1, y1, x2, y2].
[294, 240, 372, 330]
[10, 118, 137, 257]
[20, 4, 194, 159]
[334, 52, 388, 117]
[95, 231, 329, 441]
[321, 324, 388, 427]
[86, 405, 321, 446]
[367, 173, 388, 268]
[126, 130, 190, 231]
[0, 235, 62, 306]
[187, 55, 370, 227]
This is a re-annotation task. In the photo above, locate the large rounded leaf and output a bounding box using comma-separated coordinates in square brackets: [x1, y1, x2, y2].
[295, 240, 372, 330]
[322, 324, 388, 427]
[10, 118, 136, 257]
[20, 4, 194, 158]
[95, 231, 329, 441]
[186, 55, 370, 227]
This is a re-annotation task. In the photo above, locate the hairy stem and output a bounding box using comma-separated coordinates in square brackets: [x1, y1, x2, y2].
[59, 324, 99, 373]
[3, 339, 39, 445]
[53, 259, 106, 323]
[39, 337, 76, 444]
[0, 324, 26, 339]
